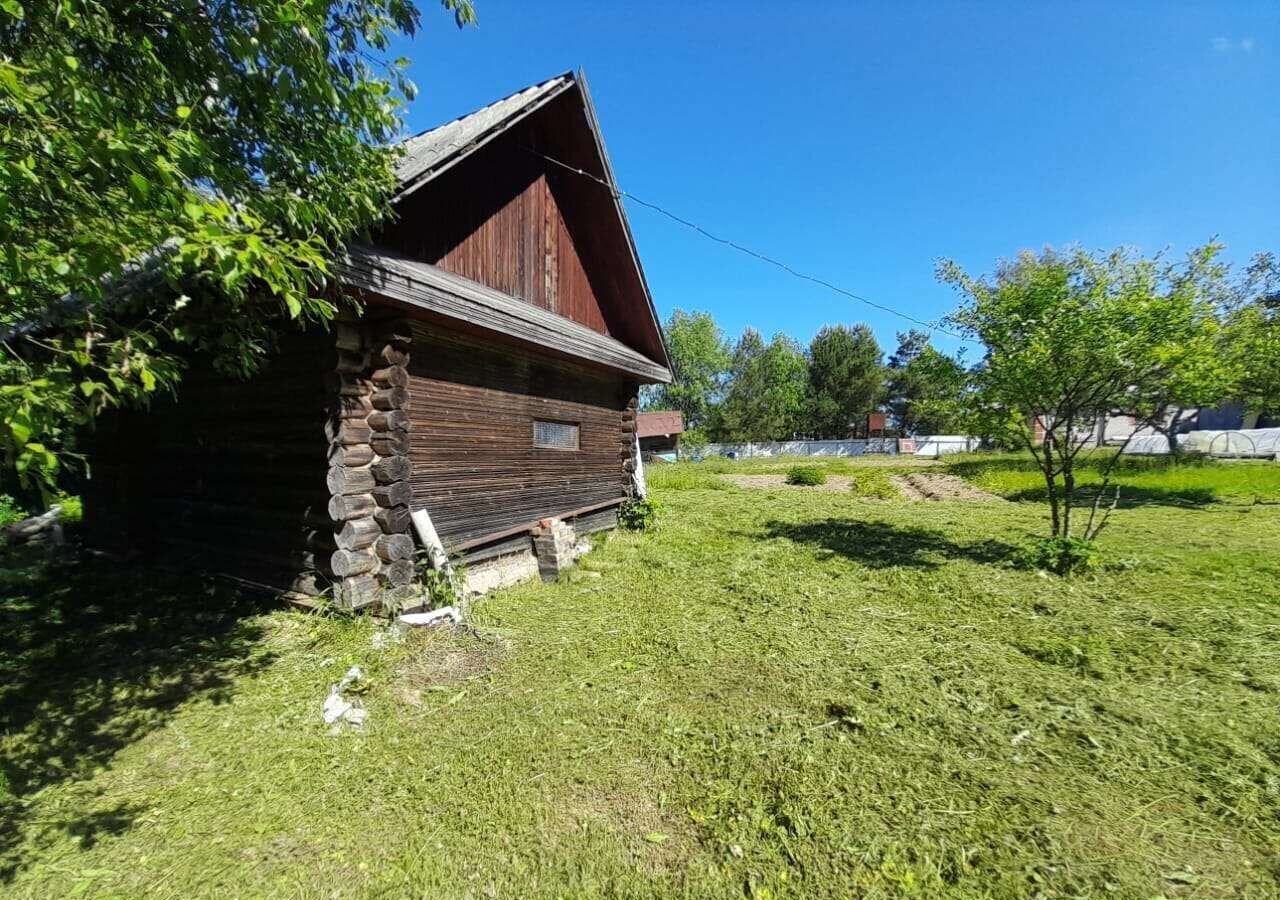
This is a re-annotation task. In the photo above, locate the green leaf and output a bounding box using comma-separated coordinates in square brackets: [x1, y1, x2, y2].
[176, 105, 192, 120]
[8, 417, 32, 444]
[128, 173, 150, 197]
[643, 833, 669, 844]
[63, 55, 79, 71]
[284, 294, 302, 318]
[0, 0, 23, 20]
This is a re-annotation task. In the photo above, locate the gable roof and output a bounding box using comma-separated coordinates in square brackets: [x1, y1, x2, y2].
[394, 73, 576, 198]
[379, 70, 669, 376]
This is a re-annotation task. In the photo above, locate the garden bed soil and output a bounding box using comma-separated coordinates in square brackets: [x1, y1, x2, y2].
[891, 472, 1000, 501]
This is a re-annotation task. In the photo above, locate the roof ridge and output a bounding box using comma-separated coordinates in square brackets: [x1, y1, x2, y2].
[397, 70, 574, 149]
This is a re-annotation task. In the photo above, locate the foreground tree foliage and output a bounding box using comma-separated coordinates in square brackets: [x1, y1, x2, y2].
[0, 0, 473, 495]
[940, 244, 1236, 547]
[1226, 252, 1280, 418]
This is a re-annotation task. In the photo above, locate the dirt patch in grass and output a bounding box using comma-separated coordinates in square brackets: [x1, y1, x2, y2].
[721, 474, 855, 492]
[394, 626, 509, 703]
[892, 472, 1001, 501]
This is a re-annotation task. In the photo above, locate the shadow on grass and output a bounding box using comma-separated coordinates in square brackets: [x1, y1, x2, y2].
[0, 543, 274, 881]
[762, 519, 1019, 569]
[945, 456, 1224, 507]
[1001, 485, 1219, 507]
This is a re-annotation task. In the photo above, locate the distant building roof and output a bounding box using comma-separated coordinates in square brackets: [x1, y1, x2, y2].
[637, 411, 684, 438]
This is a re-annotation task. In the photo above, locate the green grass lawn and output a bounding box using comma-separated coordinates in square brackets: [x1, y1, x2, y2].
[2, 456, 1279, 898]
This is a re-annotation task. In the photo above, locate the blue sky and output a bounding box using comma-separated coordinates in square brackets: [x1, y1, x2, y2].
[395, 1, 1278, 358]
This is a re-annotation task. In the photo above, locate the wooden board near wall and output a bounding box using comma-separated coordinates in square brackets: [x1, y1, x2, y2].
[406, 321, 633, 548]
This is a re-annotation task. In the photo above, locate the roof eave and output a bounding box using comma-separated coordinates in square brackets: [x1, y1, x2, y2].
[338, 244, 672, 384]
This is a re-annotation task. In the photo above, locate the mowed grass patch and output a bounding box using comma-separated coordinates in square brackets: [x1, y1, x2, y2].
[649, 455, 904, 498]
[1, 470, 1278, 898]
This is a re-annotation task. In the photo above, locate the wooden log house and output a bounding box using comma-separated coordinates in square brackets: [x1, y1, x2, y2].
[83, 71, 672, 608]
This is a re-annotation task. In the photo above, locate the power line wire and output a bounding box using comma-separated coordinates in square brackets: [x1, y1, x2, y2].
[522, 146, 974, 344]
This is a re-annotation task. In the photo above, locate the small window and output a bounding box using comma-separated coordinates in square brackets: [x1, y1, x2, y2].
[533, 419, 580, 450]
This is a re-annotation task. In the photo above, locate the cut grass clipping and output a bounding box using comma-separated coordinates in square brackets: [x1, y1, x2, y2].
[784, 464, 826, 486]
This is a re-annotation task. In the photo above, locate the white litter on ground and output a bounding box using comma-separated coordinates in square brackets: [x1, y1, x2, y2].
[398, 606, 462, 627]
[371, 625, 406, 650]
[322, 665, 368, 731]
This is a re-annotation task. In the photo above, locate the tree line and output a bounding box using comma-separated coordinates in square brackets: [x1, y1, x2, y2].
[644, 313, 970, 445]
[648, 246, 1279, 459]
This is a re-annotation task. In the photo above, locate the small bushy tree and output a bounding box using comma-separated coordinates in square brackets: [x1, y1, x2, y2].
[1226, 252, 1280, 418]
[940, 244, 1235, 543]
[884, 329, 969, 436]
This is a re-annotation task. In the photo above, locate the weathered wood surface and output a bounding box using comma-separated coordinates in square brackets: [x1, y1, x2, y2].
[387, 149, 608, 331]
[368, 409, 409, 433]
[328, 443, 375, 467]
[325, 419, 372, 445]
[405, 322, 632, 547]
[336, 516, 381, 551]
[381, 559, 414, 587]
[329, 493, 377, 521]
[330, 547, 378, 577]
[327, 465, 376, 495]
[371, 432, 410, 456]
[372, 481, 411, 508]
[372, 455, 411, 483]
[380, 100, 669, 370]
[373, 503, 411, 534]
[371, 386, 408, 411]
[371, 366, 409, 389]
[375, 532, 414, 561]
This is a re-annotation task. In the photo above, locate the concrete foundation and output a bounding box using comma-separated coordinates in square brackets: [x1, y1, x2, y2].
[462, 547, 541, 596]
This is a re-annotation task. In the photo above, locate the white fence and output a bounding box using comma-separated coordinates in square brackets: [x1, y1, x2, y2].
[912, 436, 983, 457]
[701, 439, 895, 458]
[1126, 428, 1280, 458]
[699, 436, 980, 459]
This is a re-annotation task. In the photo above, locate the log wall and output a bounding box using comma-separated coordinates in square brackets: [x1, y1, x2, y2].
[406, 321, 638, 548]
[323, 313, 416, 608]
[83, 331, 334, 592]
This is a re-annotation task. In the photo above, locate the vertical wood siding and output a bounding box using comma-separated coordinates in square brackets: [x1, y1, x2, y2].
[387, 152, 608, 334]
[406, 321, 632, 548]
